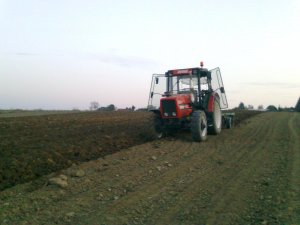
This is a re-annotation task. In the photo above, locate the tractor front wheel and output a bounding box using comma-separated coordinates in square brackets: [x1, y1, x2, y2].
[154, 114, 164, 139]
[191, 110, 207, 142]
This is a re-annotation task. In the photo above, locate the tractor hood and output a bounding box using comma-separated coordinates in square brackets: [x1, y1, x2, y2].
[160, 94, 193, 118]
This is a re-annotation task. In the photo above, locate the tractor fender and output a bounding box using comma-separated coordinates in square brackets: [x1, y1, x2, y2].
[207, 92, 220, 112]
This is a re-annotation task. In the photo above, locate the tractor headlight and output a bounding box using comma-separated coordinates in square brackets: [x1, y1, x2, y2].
[172, 112, 176, 116]
[164, 113, 168, 117]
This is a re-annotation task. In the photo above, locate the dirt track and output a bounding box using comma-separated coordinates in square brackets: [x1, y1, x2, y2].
[1, 112, 299, 224]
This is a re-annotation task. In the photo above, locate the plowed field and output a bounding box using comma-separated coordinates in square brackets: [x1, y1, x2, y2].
[0, 112, 299, 224]
[0, 110, 260, 191]
[0, 111, 155, 190]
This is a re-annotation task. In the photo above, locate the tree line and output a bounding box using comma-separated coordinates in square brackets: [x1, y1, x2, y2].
[89, 97, 300, 113]
[238, 96, 300, 112]
[89, 101, 139, 112]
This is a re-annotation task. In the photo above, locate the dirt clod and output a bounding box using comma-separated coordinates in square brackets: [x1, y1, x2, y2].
[59, 174, 68, 180]
[151, 156, 157, 160]
[75, 169, 85, 177]
[49, 177, 68, 189]
[65, 212, 75, 217]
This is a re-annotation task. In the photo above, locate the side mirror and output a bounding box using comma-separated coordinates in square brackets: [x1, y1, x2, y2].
[155, 77, 159, 84]
[220, 87, 225, 93]
[151, 92, 154, 98]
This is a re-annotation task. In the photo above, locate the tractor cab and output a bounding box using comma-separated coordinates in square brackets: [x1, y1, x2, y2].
[148, 66, 228, 117]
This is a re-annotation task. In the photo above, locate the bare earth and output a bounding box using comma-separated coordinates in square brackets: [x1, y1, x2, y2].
[1, 112, 299, 225]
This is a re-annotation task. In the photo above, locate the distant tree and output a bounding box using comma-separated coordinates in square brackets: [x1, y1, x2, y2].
[106, 104, 116, 111]
[131, 105, 136, 111]
[248, 105, 254, 110]
[266, 105, 277, 112]
[295, 97, 300, 112]
[238, 102, 245, 109]
[89, 101, 99, 111]
[278, 105, 284, 112]
[258, 105, 264, 110]
[283, 107, 295, 112]
[97, 104, 116, 112]
[136, 108, 148, 111]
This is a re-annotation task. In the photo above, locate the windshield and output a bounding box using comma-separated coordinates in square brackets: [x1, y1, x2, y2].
[170, 75, 208, 94]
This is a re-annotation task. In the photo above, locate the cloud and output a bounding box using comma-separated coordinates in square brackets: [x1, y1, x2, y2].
[0, 52, 40, 56]
[1, 51, 159, 69]
[15, 52, 39, 56]
[242, 82, 300, 89]
[88, 53, 159, 69]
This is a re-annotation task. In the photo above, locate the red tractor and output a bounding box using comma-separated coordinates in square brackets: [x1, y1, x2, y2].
[148, 62, 233, 141]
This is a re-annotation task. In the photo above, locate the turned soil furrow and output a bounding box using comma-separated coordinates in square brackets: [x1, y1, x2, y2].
[285, 113, 300, 224]
[151, 114, 271, 224]
[204, 113, 288, 224]
[79, 115, 268, 224]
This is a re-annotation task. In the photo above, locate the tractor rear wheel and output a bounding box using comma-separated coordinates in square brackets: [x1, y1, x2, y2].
[191, 110, 207, 142]
[208, 98, 222, 135]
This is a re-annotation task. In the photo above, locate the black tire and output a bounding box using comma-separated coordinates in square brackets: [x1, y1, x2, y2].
[226, 117, 232, 129]
[208, 98, 222, 135]
[154, 114, 164, 139]
[191, 110, 207, 142]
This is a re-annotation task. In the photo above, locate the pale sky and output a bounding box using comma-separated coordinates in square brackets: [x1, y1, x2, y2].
[0, 0, 299, 109]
